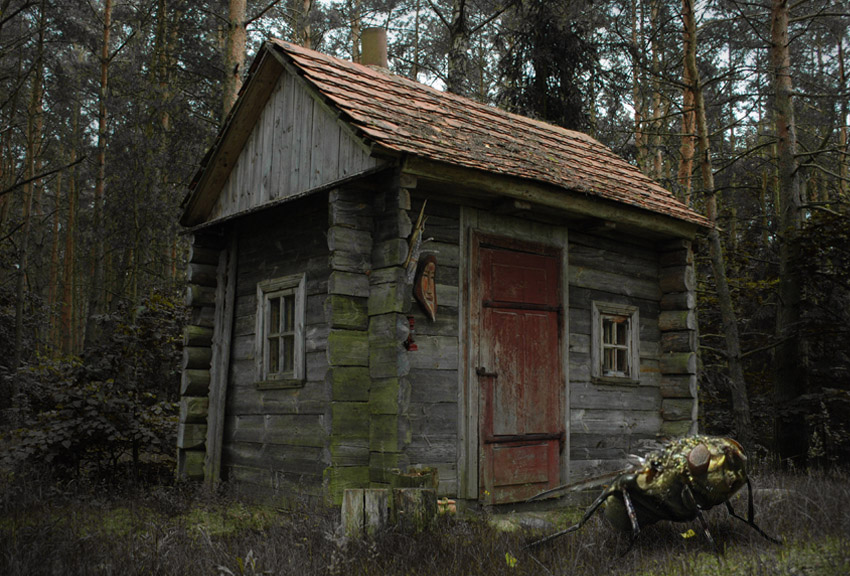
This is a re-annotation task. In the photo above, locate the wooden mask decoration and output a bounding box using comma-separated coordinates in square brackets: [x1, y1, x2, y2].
[414, 254, 438, 321]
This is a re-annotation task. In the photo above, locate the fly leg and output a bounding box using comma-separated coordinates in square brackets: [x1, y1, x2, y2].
[524, 486, 615, 549]
[620, 487, 641, 554]
[683, 485, 720, 553]
[724, 478, 782, 544]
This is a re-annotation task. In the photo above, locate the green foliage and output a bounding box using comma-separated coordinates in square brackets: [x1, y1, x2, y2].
[0, 290, 183, 481]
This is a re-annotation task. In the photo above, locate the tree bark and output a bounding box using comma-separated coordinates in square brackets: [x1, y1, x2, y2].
[60, 144, 78, 355]
[446, 0, 470, 96]
[682, 0, 752, 446]
[839, 37, 848, 200]
[769, 0, 807, 466]
[222, 0, 247, 119]
[13, 0, 45, 371]
[83, 0, 112, 351]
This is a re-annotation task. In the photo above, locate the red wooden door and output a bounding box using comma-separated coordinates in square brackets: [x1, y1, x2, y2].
[477, 240, 563, 504]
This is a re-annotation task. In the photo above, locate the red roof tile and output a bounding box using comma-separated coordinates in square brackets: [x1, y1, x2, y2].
[269, 39, 708, 228]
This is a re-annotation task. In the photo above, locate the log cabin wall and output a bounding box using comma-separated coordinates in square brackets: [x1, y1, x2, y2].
[219, 193, 331, 499]
[566, 230, 664, 480]
[403, 197, 462, 497]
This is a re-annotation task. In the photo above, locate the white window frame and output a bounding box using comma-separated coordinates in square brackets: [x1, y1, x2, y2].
[256, 273, 306, 386]
[591, 301, 640, 384]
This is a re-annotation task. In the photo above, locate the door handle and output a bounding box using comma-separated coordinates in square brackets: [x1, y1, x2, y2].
[476, 367, 498, 378]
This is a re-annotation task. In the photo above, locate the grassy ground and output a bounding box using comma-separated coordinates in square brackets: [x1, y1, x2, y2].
[1, 468, 848, 575]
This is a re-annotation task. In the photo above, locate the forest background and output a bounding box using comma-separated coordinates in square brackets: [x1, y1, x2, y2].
[0, 0, 848, 483]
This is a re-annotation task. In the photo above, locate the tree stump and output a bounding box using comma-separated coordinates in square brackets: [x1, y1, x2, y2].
[392, 488, 437, 532]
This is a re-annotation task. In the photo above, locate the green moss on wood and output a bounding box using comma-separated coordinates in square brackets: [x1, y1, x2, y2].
[369, 378, 400, 414]
[332, 402, 370, 438]
[327, 330, 369, 366]
[370, 415, 399, 452]
[326, 295, 368, 329]
[328, 367, 371, 402]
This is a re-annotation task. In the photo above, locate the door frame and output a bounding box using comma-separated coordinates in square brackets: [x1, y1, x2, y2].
[458, 207, 570, 501]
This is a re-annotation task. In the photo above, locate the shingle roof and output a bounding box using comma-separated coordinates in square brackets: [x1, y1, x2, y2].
[269, 39, 708, 228]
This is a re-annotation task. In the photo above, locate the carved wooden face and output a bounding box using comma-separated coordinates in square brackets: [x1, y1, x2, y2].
[415, 255, 438, 321]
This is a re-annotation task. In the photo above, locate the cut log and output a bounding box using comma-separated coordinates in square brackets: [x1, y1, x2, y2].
[184, 325, 214, 347]
[181, 369, 210, 396]
[186, 284, 216, 307]
[183, 346, 212, 370]
[392, 488, 437, 532]
[187, 263, 218, 287]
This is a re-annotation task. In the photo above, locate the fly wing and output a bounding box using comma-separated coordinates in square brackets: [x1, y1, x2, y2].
[525, 466, 634, 503]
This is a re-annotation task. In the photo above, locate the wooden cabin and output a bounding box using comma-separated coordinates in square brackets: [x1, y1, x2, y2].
[177, 35, 709, 507]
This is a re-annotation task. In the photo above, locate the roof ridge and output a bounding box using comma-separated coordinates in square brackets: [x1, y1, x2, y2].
[266, 38, 708, 228]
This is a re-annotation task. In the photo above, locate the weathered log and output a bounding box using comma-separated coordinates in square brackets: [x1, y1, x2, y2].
[182, 346, 212, 370]
[662, 398, 696, 421]
[659, 310, 696, 332]
[187, 263, 218, 287]
[660, 291, 695, 311]
[177, 422, 207, 449]
[342, 489, 366, 538]
[364, 489, 389, 536]
[659, 265, 696, 293]
[179, 449, 205, 479]
[392, 488, 437, 532]
[181, 369, 210, 396]
[184, 325, 213, 347]
[186, 284, 216, 307]
[188, 243, 221, 266]
[660, 330, 697, 353]
[659, 352, 697, 375]
[180, 396, 209, 423]
[660, 375, 697, 399]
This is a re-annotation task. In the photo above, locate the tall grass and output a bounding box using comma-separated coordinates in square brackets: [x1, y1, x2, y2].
[1, 467, 848, 575]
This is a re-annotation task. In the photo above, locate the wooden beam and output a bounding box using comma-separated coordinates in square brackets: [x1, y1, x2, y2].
[205, 233, 238, 488]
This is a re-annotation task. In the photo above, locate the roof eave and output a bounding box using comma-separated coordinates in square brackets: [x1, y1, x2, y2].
[402, 156, 709, 240]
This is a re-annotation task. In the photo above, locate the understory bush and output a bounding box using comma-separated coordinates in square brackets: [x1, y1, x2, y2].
[0, 290, 181, 482]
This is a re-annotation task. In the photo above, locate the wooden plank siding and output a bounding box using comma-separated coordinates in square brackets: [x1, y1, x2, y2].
[566, 230, 663, 480]
[220, 194, 331, 497]
[208, 70, 381, 223]
[403, 199, 461, 497]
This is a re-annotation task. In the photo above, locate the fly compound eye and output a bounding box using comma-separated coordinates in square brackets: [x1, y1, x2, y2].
[687, 443, 711, 476]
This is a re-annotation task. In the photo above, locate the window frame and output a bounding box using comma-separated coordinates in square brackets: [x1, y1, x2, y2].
[255, 273, 306, 388]
[591, 301, 640, 385]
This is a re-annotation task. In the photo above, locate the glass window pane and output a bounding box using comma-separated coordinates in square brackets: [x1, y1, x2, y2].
[604, 348, 615, 373]
[268, 336, 280, 373]
[283, 295, 295, 332]
[282, 335, 294, 373]
[617, 320, 628, 345]
[269, 297, 281, 334]
[603, 318, 614, 344]
[617, 348, 629, 376]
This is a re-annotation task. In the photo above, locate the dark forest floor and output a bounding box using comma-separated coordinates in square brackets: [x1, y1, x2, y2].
[1, 468, 848, 575]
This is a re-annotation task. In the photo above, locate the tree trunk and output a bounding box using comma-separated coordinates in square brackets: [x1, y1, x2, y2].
[60, 145, 78, 356]
[446, 0, 469, 96]
[839, 37, 848, 200]
[84, 0, 112, 351]
[769, 0, 807, 467]
[682, 0, 752, 447]
[222, 0, 247, 119]
[13, 0, 45, 371]
[631, 0, 646, 173]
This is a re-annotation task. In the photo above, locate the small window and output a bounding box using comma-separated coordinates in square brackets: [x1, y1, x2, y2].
[592, 302, 640, 383]
[256, 274, 306, 386]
